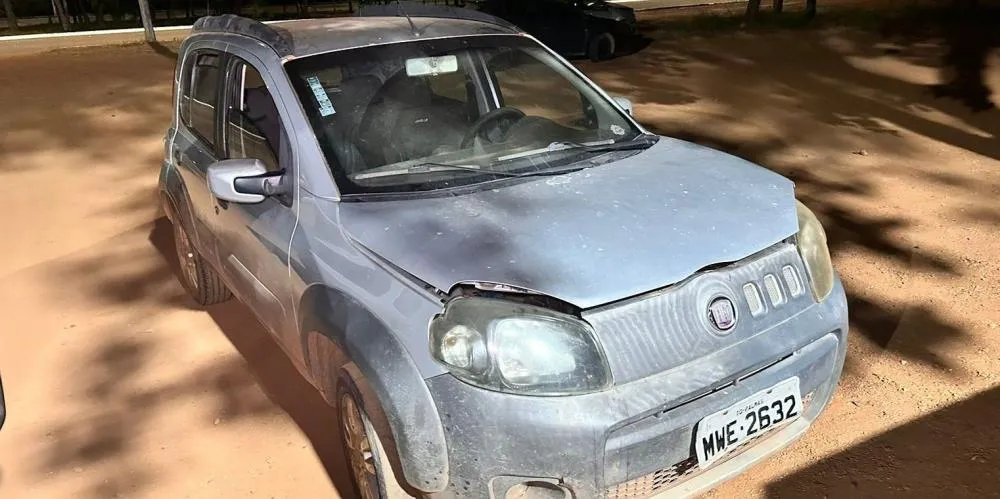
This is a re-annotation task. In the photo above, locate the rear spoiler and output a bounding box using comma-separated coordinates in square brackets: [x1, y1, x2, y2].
[355, 2, 520, 32]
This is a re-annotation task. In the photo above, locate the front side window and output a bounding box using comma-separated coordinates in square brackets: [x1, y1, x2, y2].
[225, 59, 283, 172]
[286, 35, 645, 196]
[181, 51, 222, 146]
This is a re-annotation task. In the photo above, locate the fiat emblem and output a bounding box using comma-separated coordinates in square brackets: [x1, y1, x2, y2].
[708, 297, 737, 332]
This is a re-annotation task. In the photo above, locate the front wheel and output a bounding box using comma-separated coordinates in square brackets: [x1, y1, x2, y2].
[172, 219, 232, 306]
[337, 374, 412, 499]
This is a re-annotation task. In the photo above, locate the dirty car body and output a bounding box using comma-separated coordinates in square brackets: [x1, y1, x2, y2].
[159, 9, 848, 499]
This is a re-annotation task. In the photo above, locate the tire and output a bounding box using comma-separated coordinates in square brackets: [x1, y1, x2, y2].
[337, 373, 412, 499]
[172, 219, 232, 306]
[588, 31, 616, 62]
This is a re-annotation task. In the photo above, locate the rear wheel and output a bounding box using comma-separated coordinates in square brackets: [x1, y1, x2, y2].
[588, 31, 616, 62]
[337, 374, 412, 499]
[172, 219, 232, 306]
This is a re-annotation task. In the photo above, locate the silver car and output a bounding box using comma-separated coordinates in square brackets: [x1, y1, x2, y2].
[160, 6, 848, 499]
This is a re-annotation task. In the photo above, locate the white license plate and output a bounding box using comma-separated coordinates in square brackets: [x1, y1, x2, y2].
[694, 377, 802, 468]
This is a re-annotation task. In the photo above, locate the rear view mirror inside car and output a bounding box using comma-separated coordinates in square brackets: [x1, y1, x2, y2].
[406, 55, 458, 77]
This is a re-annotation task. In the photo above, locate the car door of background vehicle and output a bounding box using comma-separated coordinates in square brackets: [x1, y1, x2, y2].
[174, 49, 225, 263]
[506, 0, 588, 55]
[212, 54, 298, 338]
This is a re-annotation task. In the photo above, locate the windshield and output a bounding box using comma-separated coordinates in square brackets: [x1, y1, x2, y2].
[285, 35, 645, 195]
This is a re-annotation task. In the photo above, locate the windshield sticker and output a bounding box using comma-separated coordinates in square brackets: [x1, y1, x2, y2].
[305, 75, 336, 116]
[610, 124, 626, 136]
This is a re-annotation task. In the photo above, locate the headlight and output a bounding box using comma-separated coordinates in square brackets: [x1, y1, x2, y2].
[795, 200, 835, 301]
[429, 297, 611, 395]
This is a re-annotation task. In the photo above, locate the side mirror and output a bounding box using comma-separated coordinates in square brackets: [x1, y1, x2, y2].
[208, 158, 286, 204]
[611, 95, 633, 115]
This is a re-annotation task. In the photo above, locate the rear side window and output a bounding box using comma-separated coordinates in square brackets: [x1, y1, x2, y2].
[181, 51, 222, 147]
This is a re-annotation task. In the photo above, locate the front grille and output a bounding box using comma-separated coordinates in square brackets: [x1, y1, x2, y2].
[606, 391, 816, 499]
[605, 432, 767, 499]
[584, 243, 812, 383]
[606, 457, 698, 499]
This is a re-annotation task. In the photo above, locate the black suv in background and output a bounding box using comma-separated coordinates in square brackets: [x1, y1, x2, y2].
[475, 0, 638, 61]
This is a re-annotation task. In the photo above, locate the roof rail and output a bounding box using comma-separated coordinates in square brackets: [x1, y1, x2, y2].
[192, 14, 295, 57]
[356, 2, 520, 32]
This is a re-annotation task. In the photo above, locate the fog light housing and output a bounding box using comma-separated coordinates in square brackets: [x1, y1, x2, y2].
[505, 481, 571, 499]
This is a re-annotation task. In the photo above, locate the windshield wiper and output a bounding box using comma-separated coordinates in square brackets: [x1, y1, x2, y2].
[562, 134, 659, 153]
[353, 162, 523, 181]
[496, 134, 658, 163]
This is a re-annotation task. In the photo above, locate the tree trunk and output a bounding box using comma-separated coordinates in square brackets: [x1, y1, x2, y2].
[773, 0, 783, 13]
[745, 0, 762, 22]
[805, 0, 816, 20]
[2, 0, 18, 33]
[186, 0, 192, 18]
[75, 0, 89, 25]
[137, 0, 156, 41]
[165, 0, 171, 19]
[52, 0, 71, 30]
[96, 0, 105, 26]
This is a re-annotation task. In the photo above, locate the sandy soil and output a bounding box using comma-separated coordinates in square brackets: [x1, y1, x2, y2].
[1, 20, 999, 499]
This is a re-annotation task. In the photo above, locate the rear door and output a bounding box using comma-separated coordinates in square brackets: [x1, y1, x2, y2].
[173, 49, 226, 263]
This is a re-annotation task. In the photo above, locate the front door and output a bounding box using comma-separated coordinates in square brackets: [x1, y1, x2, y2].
[211, 54, 298, 338]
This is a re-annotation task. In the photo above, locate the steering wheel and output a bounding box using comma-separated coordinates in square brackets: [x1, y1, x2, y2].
[460, 107, 526, 149]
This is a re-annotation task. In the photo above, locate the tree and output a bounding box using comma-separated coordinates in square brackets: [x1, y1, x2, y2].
[137, 0, 155, 41]
[745, 0, 762, 21]
[2, 0, 18, 33]
[52, 0, 71, 31]
[805, 0, 816, 20]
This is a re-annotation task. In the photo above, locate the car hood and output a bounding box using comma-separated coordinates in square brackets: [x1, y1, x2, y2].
[338, 137, 798, 309]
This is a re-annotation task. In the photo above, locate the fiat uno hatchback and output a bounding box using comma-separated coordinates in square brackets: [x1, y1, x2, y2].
[160, 6, 848, 499]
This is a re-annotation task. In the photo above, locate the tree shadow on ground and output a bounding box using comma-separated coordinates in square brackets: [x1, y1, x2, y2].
[147, 217, 355, 497]
[882, 0, 1000, 113]
[766, 385, 1000, 498]
[23, 217, 352, 498]
[147, 41, 178, 60]
[577, 8, 999, 376]
[33, 334, 281, 498]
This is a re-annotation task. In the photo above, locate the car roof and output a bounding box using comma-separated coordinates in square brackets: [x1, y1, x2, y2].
[191, 14, 523, 59]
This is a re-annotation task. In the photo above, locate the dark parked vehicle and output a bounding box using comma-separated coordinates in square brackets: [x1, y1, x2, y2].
[475, 0, 638, 60]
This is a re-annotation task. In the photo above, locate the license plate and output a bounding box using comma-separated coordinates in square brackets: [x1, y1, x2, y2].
[695, 377, 802, 468]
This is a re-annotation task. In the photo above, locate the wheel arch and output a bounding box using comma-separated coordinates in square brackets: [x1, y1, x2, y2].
[298, 284, 450, 494]
[159, 164, 196, 233]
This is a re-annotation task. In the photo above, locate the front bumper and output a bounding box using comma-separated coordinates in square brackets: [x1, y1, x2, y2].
[423, 281, 848, 499]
